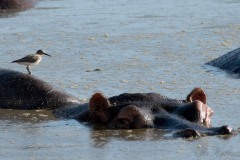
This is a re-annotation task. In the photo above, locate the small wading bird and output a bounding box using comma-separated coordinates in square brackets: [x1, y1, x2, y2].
[12, 50, 51, 75]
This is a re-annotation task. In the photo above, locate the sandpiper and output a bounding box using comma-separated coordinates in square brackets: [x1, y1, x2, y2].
[12, 50, 51, 75]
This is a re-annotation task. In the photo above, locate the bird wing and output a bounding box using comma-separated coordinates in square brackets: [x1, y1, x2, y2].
[12, 54, 39, 63]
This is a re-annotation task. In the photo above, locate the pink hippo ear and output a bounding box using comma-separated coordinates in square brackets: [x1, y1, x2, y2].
[89, 92, 111, 112]
[186, 88, 207, 104]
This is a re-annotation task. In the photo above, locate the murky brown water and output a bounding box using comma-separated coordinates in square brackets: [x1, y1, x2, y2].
[0, 0, 240, 159]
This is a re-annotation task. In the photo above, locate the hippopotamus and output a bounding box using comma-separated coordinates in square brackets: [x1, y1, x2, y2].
[206, 48, 240, 75]
[0, 0, 38, 9]
[0, 68, 234, 137]
[74, 91, 233, 138]
[0, 68, 82, 110]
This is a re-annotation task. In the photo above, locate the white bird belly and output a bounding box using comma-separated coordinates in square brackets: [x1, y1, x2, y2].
[17, 58, 41, 66]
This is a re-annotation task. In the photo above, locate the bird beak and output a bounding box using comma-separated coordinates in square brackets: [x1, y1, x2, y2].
[43, 52, 51, 57]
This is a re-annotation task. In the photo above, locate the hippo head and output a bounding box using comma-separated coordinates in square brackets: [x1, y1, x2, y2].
[88, 93, 154, 129]
[86, 89, 233, 137]
[88, 88, 214, 129]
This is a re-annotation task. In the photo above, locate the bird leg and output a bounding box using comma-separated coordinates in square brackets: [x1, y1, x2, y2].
[26, 66, 31, 75]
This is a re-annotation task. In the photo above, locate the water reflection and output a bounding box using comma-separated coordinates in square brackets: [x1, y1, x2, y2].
[0, 108, 56, 123]
[203, 64, 240, 79]
[89, 125, 236, 148]
[90, 127, 166, 148]
[0, 9, 19, 18]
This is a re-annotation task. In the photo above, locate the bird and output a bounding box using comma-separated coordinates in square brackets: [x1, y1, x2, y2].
[11, 50, 51, 75]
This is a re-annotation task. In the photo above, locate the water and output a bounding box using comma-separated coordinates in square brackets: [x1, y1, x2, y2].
[0, 0, 240, 159]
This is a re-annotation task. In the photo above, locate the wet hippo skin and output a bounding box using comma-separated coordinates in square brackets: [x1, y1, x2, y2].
[0, 68, 235, 137]
[0, 68, 82, 109]
[76, 90, 233, 137]
[0, 0, 39, 10]
[206, 48, 240, 75]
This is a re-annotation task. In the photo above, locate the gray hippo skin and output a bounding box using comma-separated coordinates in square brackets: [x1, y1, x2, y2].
[76, 90, 234, 137]
[206, 48, 240, 75]
[0, 0, 38, 9]
[0, 68, 235, 137]
[0, 68, 82, 109]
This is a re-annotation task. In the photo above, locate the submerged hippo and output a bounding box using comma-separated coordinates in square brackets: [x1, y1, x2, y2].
[0, 68, 82, 109]
[74, 90, 232, 137]
[206, 48, 240, 75]
[0, 68, 234, 137]
[0, 0, 40, 18]
[0, 0, 38, 10]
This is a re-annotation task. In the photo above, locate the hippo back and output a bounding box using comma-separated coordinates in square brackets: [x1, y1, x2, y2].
[206, 48, 240, 74]
[0, 68, 81, 109]
[0, 0, 38, 9]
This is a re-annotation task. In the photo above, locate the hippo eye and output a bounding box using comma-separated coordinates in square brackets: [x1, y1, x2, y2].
[116, 118, 130, 129]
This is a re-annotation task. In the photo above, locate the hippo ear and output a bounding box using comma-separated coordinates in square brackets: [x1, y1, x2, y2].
[89, 92, 111, 112]
[186, 88, 207, 104]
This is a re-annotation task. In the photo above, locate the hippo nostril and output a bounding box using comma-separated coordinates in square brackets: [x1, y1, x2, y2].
[219, 125, 233, 135]
[174, 129, 201, 138]
[116, 118, 130, 129]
